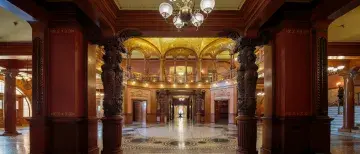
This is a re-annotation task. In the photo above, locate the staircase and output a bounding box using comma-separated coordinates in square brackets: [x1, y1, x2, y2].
[328, 106, 360, 136]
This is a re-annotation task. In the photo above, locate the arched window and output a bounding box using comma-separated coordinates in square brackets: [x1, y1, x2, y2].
[0, 81, 32, 117]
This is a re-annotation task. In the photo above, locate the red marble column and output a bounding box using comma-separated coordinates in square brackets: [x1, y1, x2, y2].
[261, 20, 329, 154]
[47, 22, 98, 153]
[17, 96, 24, 126]
[340, 72, 357, 132]
[28, 21, 49, 154]
[309, 20, 332, 154]
[2, 69, 20, 136]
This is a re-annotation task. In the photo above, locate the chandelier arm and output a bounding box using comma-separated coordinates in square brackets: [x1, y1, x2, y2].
[204, 13, 209, 20]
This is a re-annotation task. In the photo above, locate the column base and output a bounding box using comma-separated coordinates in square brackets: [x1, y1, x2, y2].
[310, 116, 332, 154]
[102, 116, 123, 154]
[237, 115, 257, 154]
[338, 127, 359, 132]
[1, 131, 21, 136]
[48, 117, 99, 154]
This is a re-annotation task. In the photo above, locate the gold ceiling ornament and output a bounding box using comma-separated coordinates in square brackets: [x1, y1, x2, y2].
[123, 37, 235, 58]
[164, 47, 197, 58]
[123, 38, 161, 58]
[199, 38, 235, 58]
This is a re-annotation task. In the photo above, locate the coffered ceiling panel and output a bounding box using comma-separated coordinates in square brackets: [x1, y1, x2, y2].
[114, 0, 246, 10]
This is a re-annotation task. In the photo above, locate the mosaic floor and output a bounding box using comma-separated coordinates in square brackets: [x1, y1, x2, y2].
[1, 118, 360, 154]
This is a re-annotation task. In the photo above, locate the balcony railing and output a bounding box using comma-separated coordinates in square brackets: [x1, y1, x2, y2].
[124, 69, 242, 84]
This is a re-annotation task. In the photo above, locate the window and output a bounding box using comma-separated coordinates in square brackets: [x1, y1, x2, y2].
[23, 98, 30, 117]
[0, 81, 32, 117]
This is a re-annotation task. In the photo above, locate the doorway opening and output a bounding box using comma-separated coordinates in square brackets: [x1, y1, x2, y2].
[215, 100, 229, 124]
[133, 100, 147, 123]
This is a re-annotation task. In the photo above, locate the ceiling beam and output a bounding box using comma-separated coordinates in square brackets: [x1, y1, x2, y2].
[312, 0, 360, 21]
[238, 0, 284, 36]
[328, 42, 360, 56]
[0, 59, 31, 69]
[0, 42, 32, 56]
[116, 10, 244, 37]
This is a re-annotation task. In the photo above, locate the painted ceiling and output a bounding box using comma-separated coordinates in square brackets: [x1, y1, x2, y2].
[114, 0, 246, 10]
[328, 5, 360, 42]
[123, 37, 236, 59]
[0, 7, 31, 42]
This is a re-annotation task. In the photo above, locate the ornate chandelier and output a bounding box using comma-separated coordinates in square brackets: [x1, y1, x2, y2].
[159, 0, 215, 31]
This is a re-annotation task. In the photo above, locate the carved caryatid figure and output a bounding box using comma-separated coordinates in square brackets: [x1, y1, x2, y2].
[244, 45, 258, 116]
[195, 90, 205, 112]
[156, 90, 168, 115]
[235, 37, 258, 116]
[101, 37, 127, 117]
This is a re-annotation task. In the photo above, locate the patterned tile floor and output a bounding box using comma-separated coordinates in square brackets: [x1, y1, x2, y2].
[1, 118, 360, 154]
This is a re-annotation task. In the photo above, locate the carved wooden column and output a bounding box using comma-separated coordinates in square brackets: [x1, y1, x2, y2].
[196, 58, 202, 82]
[144, 57, 150, 80]
[235, 38, 258, 154]
[156, 90, 168, 123]
[159, 58, 165, 82]
[2, 69, 20, 136]
[185, 57, 188, 83]
[101, 37, 125, 154]
[195, 90, 205, 123]
[213, 57, 218, 81]
[230, 53, 234, 78]
[340, 68, 360, 132]
[127, 52, 132, 78]
[174, 57, 177, 83]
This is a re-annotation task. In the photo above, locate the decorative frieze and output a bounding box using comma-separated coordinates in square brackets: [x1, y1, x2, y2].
[130, 89, 150, 99]
[284, 28, 310, 35]
[50, 28, 75, 34]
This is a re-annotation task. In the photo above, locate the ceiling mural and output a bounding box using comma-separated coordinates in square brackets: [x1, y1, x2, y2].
[114, 0, 246, 10]
[123, 37, 235, 59]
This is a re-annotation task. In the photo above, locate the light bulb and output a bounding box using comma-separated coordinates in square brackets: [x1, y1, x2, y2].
[173, 15, 184, 29]
[200, 0, 215, 14]
[191, 13, 204, 27]
[159, 2, 173, 18]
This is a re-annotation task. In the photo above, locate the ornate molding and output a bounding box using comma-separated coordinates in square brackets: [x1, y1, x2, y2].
[50, 28, 75, 34]
[284, 28, 310, 35]
[316, 37, 328, 116]
[214, 89, 231, 99]
[130, 89, 150, 99]
[33, 37, 44, 116]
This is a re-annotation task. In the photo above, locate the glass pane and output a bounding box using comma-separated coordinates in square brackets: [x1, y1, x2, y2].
[23, 98, 29, 117]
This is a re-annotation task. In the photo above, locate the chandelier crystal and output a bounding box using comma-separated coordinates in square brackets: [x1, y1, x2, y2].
[159, 0, 215, 31]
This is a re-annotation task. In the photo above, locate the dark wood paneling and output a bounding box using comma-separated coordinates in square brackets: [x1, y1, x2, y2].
[328, 42, 360, 56]
[0, 42, 32, 56]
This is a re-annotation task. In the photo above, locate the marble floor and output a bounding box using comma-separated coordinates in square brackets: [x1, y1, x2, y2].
[1, 118, 360, 154]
